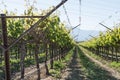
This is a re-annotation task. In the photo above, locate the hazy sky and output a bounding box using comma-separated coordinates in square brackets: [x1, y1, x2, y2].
[1, 0, 120, 31]
[0, 0, 120, 41]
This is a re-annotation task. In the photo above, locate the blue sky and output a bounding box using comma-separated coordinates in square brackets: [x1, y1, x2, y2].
[0, 0, 120, 41]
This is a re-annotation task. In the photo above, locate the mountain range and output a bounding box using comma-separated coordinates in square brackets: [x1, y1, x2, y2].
[71, 29, 100, 41]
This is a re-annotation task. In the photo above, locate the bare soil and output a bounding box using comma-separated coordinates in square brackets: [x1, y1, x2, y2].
[46, 47, 120, 80]
[83, 49, 120, 79]
[13, 47, 120, 80]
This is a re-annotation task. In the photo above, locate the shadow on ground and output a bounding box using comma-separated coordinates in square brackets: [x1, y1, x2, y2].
[64, 47, 118, 80]
[64, 48, 86, 80]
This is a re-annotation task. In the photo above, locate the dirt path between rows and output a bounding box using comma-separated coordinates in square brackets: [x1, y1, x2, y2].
[59, 47, 120, 80]
[26, 47, 120, 80]
[13, 60, 51, 80]
[83, 48, 120, 79]
[60, 49, 87, 80]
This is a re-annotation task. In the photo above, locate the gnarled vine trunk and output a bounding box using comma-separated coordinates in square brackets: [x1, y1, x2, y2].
[20, 41, 26, 79]
[34, 44, 40, 80]
[45, 43, 49, 75]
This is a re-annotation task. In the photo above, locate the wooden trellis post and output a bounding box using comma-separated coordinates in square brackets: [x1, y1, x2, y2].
[1, 14, 11, 80]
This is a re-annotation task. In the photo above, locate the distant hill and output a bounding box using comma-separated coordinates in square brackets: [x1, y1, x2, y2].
[71, 29, 100, 41]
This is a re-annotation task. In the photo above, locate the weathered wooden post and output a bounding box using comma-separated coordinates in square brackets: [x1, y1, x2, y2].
[1, 14, 11, 80]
